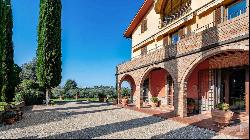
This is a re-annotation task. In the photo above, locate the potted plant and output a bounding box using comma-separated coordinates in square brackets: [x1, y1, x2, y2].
[122, 96, 129, 106]
[150, 97, 159, 108]
[121, 89, 130, 106]
[3, 111, 17, 125]
[212, 103, 234, 126]
[187, 98, 196, 114]
[98, 92, 107, 102]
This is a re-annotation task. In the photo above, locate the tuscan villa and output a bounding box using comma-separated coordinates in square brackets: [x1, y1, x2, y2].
[116, 0, 249, 117]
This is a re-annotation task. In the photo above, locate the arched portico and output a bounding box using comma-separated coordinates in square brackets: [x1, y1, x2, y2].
[138, 65, 176, 110]
[181, 47, 249, 116]
[118, 74, 137, 104]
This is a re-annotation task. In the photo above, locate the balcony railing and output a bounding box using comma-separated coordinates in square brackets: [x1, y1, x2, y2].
[117, 8, 249, 74]
[163, 0, 192, 26]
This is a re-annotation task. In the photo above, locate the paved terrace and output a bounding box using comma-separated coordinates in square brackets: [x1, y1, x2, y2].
[0, 102, 248, 139]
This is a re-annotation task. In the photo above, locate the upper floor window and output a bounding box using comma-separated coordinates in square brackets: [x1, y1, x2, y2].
[171, 31, 180, 45]
[141, 19, 148, 34]
[227, 0, 246, 20]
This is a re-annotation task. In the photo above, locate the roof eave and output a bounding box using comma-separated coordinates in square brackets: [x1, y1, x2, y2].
[124, 0, 154, 38]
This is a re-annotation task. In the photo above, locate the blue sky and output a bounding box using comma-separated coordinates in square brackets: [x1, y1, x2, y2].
[12, 0, 144, 87]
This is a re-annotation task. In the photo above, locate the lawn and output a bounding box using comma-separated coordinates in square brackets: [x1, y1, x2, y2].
[51, 98, 100, 102]
[51, 98, 116, 103]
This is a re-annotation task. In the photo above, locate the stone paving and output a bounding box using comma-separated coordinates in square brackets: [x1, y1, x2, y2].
[0, 102, 242, 139]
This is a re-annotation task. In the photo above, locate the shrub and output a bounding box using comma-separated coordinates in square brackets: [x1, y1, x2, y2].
[150, 97, 159, 103]
[13, 93, 23, 103]
[121, 88, 130, 98]
[98, 92, 107, 98]
[216, 103, 230, 111]
[14, 80, 44, 106]
[111, 94, 118, 99]
[0, 102, 7, 112]
[51, 86, 64, 99]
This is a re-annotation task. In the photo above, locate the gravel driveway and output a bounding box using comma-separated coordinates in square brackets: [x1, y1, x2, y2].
[0, 101, 240, 139]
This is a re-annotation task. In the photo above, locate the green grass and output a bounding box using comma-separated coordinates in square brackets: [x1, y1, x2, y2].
[51, 98, 117, 103]
[51, 98, 100, 102]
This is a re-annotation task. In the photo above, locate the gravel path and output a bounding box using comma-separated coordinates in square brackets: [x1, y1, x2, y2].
[0, 101, 240, 139]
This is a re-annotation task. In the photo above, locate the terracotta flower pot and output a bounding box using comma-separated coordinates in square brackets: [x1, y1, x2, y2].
[113, 99, 118, 105]
[122, 99, 128, 106]
[140, 100, 144, 106]
[212, 109, 234, 125]
[151, 102, 158, 108]
[239, 114, 249, 123]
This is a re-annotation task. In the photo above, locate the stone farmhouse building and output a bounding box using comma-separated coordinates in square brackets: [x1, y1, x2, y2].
[116, 0, 249, 117]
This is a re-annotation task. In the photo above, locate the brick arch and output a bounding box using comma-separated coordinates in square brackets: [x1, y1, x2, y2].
[180, 45, 249, 84]
[139, 64, 176, 85]
[118, 74, 136, 96]
[137, 64, 176, 103]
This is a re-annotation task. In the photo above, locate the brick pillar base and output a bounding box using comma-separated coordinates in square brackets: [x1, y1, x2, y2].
[174, 82, 187, 118]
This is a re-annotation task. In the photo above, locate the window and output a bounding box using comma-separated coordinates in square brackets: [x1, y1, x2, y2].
[171, 32, 180, 45]
[141, 19, 147, 33]
[227, 0, 246, 20]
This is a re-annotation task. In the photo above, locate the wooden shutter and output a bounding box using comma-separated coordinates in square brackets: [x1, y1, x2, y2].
[215, 6, 223, 25]
[179, 28, 184, 39]
[187, 25, 192, 35]
[163, 35, 169, 47]
[141, 46, 147, 56]
[141, 22, 144, 33]
[144, 19, 147, 31]
[141, 20, 147, 33]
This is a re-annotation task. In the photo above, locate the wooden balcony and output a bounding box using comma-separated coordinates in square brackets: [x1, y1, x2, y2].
[117, 13, 249, 74]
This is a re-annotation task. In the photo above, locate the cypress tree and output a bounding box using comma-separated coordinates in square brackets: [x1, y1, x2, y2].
[0, 0, 3, 101]
[0, 0, 15, 102]
[37, 0, 62, 105]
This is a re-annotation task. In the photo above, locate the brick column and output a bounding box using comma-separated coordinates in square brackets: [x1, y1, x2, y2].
[116, 67, 121, 104]
[136, 84, 142, 109]
[174, 82, 188, 117]
[117, 85, 122, 105]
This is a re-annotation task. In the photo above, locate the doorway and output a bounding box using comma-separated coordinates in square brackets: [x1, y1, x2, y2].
[221, 67, 246, 113]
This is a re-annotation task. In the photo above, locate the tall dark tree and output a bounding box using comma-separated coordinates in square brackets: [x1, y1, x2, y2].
[0, 0, 4, 100]
[0, 0, 15, 102]
[37, 0, 62, 105]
